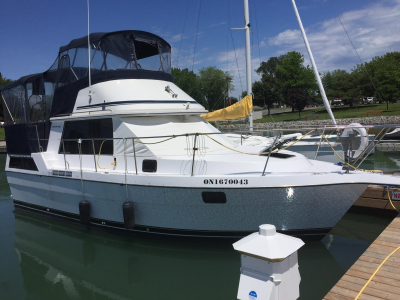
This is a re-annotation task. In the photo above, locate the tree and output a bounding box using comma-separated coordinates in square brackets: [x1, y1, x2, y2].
[197, 66, 234, 111]
[255, 52, 317, 112]
[172, 68, 206, 108]
[228, 96, 238, 105]
[240, 91, 248, 100]
[322, 69, 353, 99]
[252, 75, 282, 114]
[288, 88, 309, 117]
[274, 52, 317, 111]
[256, 56, 283, 77]
[369, 52, 400, 111]
[255, 56, 284, 112]
[0, 73, 13, 87]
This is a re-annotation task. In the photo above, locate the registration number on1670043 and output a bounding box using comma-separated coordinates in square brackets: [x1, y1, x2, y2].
[203, 179, 248, 185]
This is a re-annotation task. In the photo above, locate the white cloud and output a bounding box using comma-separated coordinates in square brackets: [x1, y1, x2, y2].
[173, 1, 400, 98]
[209, 21, 227, 28]
[266, 0, 400, 72]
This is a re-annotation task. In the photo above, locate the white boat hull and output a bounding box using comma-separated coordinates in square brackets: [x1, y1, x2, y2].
[8, 171, 368, 238]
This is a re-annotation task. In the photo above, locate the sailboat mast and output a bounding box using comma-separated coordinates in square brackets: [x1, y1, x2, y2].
[243, 0, 253, 131]
[290, 0, 336, 125]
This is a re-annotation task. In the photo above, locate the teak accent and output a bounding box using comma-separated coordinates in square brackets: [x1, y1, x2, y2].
[353, 185, 400, 211]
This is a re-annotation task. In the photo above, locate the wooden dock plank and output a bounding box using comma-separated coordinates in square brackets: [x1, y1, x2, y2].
[353, 185, 400, 211]
[324, 214, 400, 300]
[341, 274, 400, 297]
[324, 292, 354, 300]
[346, 270, 400, 288]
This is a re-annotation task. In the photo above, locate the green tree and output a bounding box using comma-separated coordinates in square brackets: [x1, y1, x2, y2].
[255, 52, 316, 112]
[197, 66, 233, 111]
[228, 96, 238, 105]
[255, 56, 284, 112]
[322, 69, 353, 99]
[288, 88, 309, 117]
[240, 90, 248, 100]
[369, 52, 400, 111]
[274, 52, 317, 111]
[0, 73, 13, 87]
[172, 68, 207, 108]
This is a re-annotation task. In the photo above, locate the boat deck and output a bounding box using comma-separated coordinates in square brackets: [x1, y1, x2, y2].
[323, 213, 400, 299]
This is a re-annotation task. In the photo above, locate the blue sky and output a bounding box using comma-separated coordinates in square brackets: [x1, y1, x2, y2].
[1, 0, 400, 98]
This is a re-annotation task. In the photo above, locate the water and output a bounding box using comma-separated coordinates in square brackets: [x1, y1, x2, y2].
[0, 152, 397, 300]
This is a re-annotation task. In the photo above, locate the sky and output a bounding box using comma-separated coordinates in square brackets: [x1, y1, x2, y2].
[1, 0, 400, 98]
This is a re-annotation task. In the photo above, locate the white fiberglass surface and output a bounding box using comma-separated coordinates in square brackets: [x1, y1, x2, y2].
[113, 115, 237, 158]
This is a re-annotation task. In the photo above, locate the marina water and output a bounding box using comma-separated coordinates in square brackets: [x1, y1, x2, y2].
[0, 152, 398, 300]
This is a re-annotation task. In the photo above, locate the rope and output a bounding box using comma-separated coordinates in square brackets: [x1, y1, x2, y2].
[387, 186, 400, 213]
[311, 130, 383, 173]
[97, 139, 116, 169]
[230, 29, 244, 93]
[95, 130, 382, 173]
[354, 244, 400, 299]
[175, 2, 190, 71]
[190, 0, 202, 73]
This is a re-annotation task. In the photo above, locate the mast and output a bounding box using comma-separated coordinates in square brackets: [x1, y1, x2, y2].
[87, 0, 92, 101]
[243, 0, 253, 131]
[290, 0, 336, 124]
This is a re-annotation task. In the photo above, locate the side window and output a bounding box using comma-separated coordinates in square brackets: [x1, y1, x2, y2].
[1, 85, 26, 125]
[59, 118, 113, 155]
[26, 76, 44, 123]
[57, 53, 78, 87]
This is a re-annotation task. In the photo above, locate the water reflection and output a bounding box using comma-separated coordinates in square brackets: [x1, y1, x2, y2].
[13, 210, 240, 300]
[0, 149, 398, 300]
[10, 208, 394, 300]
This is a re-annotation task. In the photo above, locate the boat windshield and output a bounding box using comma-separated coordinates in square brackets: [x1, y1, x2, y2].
[57, 32, 171, 87]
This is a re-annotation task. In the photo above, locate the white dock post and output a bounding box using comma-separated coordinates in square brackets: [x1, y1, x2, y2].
[233, 224, 305, 300]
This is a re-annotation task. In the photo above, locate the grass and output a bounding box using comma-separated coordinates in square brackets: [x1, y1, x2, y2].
[0, 128, 4, 140]
[255, 103, 400, 123]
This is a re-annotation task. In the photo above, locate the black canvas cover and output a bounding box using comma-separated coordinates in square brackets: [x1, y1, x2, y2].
[0, 74, 42, 92]
[5, 124, 32, 155]
[59, 30, 171, 57]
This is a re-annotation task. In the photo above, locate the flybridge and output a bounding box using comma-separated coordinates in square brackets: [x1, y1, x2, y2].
[0, 30, 174, 122]
[0, 30, 196, 155]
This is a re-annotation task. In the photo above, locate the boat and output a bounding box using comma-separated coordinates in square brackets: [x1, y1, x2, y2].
[383, 128, 400, 141]
[1, 16, 398, 240]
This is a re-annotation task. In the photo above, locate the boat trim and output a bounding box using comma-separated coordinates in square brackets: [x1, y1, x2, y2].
[50, 109, 209, 121]
[5, 169, 380, 189]
[76, 100, 199, 110]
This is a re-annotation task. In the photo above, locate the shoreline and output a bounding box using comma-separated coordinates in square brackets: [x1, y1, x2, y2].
[217, 116, 400, 130]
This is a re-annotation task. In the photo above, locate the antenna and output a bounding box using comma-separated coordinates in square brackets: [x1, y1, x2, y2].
[87, 0, 92, 101]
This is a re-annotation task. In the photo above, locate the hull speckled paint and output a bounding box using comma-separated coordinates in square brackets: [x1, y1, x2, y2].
[7, 171, 367, 232]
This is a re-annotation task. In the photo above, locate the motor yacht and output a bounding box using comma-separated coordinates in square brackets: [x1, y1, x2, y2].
[1, 30, 398, 239]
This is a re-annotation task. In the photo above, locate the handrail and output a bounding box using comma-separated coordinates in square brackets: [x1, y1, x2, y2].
[29, 124, 399, 177]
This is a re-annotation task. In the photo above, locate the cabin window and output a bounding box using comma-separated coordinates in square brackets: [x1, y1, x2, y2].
[57, 53, 78, 87]
[26, 76, 44, 124]
[59, 118, 113, 155]
[1, 85, 26, 125]
[142, 160, 157, 172]
[9, 156, 38, 171]
[43, 58, 59, 121]
[159, 43, 171, 74]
